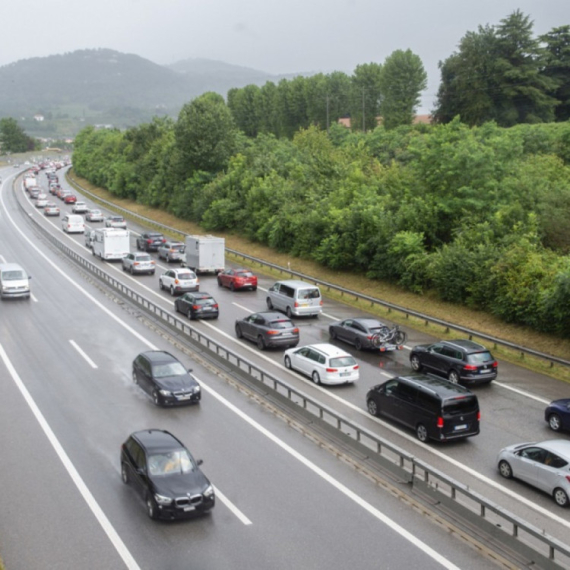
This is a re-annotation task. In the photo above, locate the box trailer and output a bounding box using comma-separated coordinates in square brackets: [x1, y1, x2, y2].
[92, 228, 130, 261]
[184, 235, 225, 274]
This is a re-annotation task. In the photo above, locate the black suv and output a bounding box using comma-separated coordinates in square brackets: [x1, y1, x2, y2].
[174, 292, 219, 320]
[136, 232, 166, 252]
[410, 339, 497, 385]
[132, 351, 201, 406]
[366, 374, 480, 442]
[120, 429, 215, 520]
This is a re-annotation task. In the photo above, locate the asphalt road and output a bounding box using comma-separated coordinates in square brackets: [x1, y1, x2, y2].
[0, 167, 502, 569]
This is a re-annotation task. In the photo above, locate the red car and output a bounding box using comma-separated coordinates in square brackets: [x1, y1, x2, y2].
[217, 268, 258, 291]
[64, 194, 77, 204]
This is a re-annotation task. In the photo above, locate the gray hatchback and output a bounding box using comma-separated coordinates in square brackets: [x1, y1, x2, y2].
[122, 252, 156, 275]
[235, 311, 299, 350]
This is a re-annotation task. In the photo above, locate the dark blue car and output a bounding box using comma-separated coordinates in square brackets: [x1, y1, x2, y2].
[545, 398, 570, 432]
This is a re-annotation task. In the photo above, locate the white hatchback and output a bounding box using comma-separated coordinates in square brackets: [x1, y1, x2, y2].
[284, 343, 359, 385]
[159, 268, 199, 296]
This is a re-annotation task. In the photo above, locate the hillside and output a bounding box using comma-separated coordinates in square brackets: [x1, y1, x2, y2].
[0, 49, 293, 137]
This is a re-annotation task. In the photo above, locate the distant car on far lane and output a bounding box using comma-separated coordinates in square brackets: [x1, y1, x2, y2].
[72, 201, 89, 213]
[157, 241, 185, 263]
[85, 209, 104, 222]
[105, 215, 127, 229]
[44, 201, 60, 216]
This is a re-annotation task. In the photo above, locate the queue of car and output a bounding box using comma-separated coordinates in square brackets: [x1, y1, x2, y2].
[20, 167, 570, 513]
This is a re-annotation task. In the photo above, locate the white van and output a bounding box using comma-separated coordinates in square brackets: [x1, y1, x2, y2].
[61, 214, 85, 234]
[266, 279, 322, 318]
[0, 263, 31, 299]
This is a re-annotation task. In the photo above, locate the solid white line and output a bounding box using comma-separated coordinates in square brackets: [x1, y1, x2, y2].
[30, 293, 38, 302]
[0, 343, 141, 570]
[494, 381, 550, 405]
[200, 378, 460, 570]
[69, 340, 98, 369]
[0, 254, 6, 263]
[213, 487, 252, 525]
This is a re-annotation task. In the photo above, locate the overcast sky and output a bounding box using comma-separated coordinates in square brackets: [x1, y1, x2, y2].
[1, 0, 568, 113]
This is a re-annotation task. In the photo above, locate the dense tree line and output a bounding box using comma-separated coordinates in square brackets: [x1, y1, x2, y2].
[0, 117, 39, 152]
[73, 89, 570, 336]
[227, 49, 427, 136]
[434, 11, 570, 126]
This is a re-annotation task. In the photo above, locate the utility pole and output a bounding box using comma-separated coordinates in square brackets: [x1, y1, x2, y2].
[326, 94, 330, 136]
[362, 89, 366, 133]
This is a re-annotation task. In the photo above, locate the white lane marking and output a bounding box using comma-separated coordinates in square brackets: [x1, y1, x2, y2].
[200, 377, 460, 570]
[0, 254, 6, 263]
[31, 293, 38, 302]
[70, 340, 98, 369]
[494, 381, 550, 405]
[1, 191, 251, 525]
[213, 487, 252, 525]
[0, 343, 141, 570]
[197, 318, 570, 529]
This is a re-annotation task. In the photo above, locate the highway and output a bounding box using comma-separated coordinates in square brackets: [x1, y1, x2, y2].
[0, 163, 568, 569]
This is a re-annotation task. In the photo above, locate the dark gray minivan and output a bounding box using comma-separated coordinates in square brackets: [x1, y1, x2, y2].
[366, 374, 480, 442]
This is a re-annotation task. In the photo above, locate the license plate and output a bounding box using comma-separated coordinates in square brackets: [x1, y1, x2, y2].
[340, 372, 350, 377]
[183, 506, 195, 512]
[280, 332, 291, 336]
[177, 394, 191, 400]
[202, 306, 212, 311]
[481, 368, 489, 373]
[454, 424, 467, 431]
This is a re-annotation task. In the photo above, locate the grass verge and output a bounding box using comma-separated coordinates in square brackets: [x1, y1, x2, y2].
[67, 170, 570, 384]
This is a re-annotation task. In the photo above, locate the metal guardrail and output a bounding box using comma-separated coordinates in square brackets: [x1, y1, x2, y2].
[65, 169, 570, 370]
[19, 175, 570, 569]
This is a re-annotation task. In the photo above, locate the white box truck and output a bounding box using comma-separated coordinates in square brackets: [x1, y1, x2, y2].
[184, 235, 225, 274]
[92, 228, 130, 261]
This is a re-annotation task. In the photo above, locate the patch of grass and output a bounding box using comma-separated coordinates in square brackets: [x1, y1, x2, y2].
[67, 170, 570, 383]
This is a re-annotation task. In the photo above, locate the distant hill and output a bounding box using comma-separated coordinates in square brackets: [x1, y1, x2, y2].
[0, 49, 305, 137]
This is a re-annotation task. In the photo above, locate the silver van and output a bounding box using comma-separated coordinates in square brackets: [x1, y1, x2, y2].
[0, 263, 31, 299]
[266, 279, 322, 318]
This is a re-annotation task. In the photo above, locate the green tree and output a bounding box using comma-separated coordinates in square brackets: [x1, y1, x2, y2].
[350, 63, 383, 132]
[0, 117, 38, 152]
[541, 25, 570, 121]
[380, 50, 427, 129]
[174, 92, 237, 179]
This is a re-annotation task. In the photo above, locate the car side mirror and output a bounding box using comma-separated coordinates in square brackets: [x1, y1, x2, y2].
[188, 368, 193, 373]
[197, 459, 203, 466]
[28, 276, 32, 279]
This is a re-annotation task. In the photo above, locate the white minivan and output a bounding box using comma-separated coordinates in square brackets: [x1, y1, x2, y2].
[61, 214, 85, 234]
[266, 279, 322, 318]
[0, 263, 31, 299]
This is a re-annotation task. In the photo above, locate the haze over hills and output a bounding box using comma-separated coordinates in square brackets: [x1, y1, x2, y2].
[0, 48, 297, 137]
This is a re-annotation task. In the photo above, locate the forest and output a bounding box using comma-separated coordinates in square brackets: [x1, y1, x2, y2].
[72, 12, 570, 337]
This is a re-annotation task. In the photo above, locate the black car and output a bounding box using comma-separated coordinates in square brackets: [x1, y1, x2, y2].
[120, 429, 215, 520]
[132, 350, 201, 406]
[235, 311, 299, 350]
[545, 398, 570, 432]
[329, 317, 403, 351]
[410, 339, 497, 385]
[137, 232, 166, 252]
[174, 292, 219, 320]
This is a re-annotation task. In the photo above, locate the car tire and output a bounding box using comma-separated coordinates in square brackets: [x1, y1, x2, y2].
[170, 286, 175, 296]
[150, 271, 155, 276]
[130, 266, 134, 275]
[330, 329, 337, 340]
[548, 413, 562, 432]
[252, 286, 257, 291]
[132, 370, 138, 385]
[498, 460, 513, 479]
[152, 390, 161, 407]
[367, 399, 379, 417]
[355, 338, 363, 351]
[553, 488, 569, 508]
[121, 463, 129, 484]
[188, 310, 196, 320]
[448, 370, 460, 384]
[312, 371, 321, 385]
[146, 495, 158, 520]
[286, 306, 293, 318]
[230, 282, 235, 292]
[284, 355, 292, 369]
[159, 280, 164, 291]
[257, 336, 266, 350]
[266, 298, 273, 310]
[235, 324, 243, 338]
[415, 424, 428, 443]
[217, 278, 223, 287]
[410, 355, 423, 372]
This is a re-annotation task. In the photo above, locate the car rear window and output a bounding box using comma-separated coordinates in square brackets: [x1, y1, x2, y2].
[299, 288, 320, 300]
[178, 272, 195, 280]
[330, 356, 357, 367]
[466, 352, 493, 364]
[236, 271, 254, 277]
[269, 320, 294, 329]
[443, 396, 478, 415]
[137, 255, 151, 261]
[195, 298, 214, 305]
[170, 244, 184, 251]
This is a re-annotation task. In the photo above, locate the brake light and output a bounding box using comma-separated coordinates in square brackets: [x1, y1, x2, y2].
[566, 476, 570, 484]
[463, 364, 478, 371]
[174, 279, 179, 284]
[267, 330, 280, 335]
[133, 262, 139, 266]
[326, 368, 338, 372]
[169, 249, 175, 253]
[293, 328, 299, 333]
[437, 417, 444, 428]
[320, 300, 323, 306]
[353, 365, 359, 370]
[294, 301, 299, 307]
[146, 239, 152, 244]
[477, 411, 481, 421]
[492, 361, 498, 368]
[213, 304, 219, 308]
[192, 305, 199, 310]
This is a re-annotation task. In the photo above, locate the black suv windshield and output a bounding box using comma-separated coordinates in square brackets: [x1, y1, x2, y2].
[148, 449, 195, 476]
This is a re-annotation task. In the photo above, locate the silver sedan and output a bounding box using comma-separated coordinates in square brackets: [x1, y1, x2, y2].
[497, 440, 570, 507]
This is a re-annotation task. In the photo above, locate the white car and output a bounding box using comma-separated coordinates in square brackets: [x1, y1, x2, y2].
[44, 202, 60, 216]
[497, 440, 570, 507]
[105, 215, 127, 229]
[72, 201, 89, 214]
[85, 229, 97, 249]
[85, 209, 104, 222]
[283, 343, 360, 385]
[36, 193, 48, 208]
[159, 268, 199, 296]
